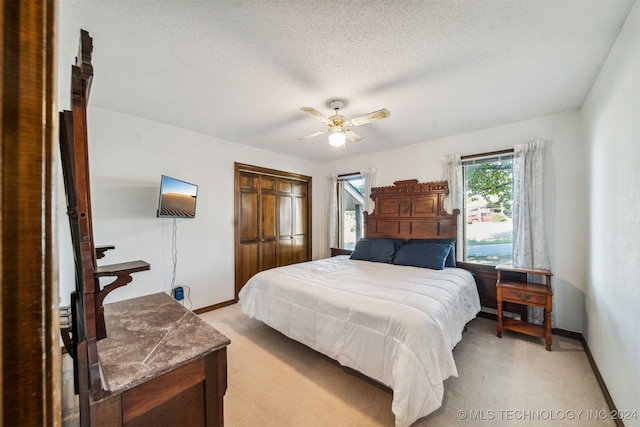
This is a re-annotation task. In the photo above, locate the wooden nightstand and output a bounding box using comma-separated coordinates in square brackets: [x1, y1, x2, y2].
[496, 264, 553, 350]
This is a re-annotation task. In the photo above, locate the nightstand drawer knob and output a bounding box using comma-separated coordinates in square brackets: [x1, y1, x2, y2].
[516, 292, 532, 301]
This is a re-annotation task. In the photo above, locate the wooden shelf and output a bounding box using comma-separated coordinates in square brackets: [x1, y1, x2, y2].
[501, 317, 546, 338]
[94, 260, 150, 277]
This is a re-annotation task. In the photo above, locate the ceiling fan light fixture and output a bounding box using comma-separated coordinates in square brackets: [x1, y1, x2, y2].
[299, 100, 389, 147]
[328, 127, 346, 147]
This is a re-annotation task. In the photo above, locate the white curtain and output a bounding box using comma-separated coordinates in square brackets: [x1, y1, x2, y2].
[441, 153, 463, 259]
[512, 139, 551, 325]
[360, 168, 377, 215]
[327, 174, 339, 254]
[512, 140, 549, 270]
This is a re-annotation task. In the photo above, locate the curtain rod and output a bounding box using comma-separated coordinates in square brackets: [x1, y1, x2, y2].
[462, 148, 514, 160]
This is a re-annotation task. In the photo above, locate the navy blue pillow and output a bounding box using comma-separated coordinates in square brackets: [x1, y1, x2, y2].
[407, 238, 456, 267]
[393, 242, 452, 270]
[350, 238, 402, 263]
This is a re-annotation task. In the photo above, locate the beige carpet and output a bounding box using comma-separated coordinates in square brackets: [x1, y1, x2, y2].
[199, 304, 614, 427]
[63, 304, 615, 426]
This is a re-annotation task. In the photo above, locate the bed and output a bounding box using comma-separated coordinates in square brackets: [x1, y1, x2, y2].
[239, 179, 481, 427]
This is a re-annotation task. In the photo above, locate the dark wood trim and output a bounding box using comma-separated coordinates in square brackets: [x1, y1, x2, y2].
[194, 299, 237, 315]
[552, 327, 582, 341]
[581, 337, 625, 427]
[1, 2, 58, 425]
[235, 162, 312, 183]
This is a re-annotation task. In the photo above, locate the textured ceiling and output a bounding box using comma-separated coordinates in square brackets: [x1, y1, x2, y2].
[58, 0, 635, 162]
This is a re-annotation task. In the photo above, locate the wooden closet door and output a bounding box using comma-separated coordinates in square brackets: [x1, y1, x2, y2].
[235, 163, 312, 299]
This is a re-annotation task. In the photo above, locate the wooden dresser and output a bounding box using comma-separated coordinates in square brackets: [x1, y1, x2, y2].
[58, 31, 231, 425]
[93, 293, 230, 425]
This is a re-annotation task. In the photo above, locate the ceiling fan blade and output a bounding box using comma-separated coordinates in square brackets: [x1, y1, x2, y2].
[344, 129, 364, 144]
[347, 108, 390, 127]
[298, 129, 328, 141]
[300, 107, 334, 126]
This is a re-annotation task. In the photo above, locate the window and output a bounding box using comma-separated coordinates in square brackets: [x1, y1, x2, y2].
[462, 151, 514, 265]
[337, 174, 365, 250]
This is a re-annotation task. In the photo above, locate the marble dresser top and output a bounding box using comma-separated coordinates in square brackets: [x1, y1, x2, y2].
[96, 292, 230, 394]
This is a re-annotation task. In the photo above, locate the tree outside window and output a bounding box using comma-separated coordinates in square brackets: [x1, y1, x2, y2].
[463, 156, 513, 265]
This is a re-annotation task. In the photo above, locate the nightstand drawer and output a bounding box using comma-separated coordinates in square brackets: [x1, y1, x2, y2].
[501, 288, 546, 306]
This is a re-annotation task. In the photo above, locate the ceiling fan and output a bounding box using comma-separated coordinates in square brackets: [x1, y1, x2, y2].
[298, 100, 390, 147]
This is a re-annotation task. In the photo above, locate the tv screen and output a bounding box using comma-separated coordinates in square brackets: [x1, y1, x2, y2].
[157, 175, 198, 218]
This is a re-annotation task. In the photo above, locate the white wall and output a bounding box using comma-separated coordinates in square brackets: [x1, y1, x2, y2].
[317, 111, 588, 333]
[56, 5, 638, 415]
[58, 106, 320, 309]
[582, 1, 640, 424]
[61, 106, 590, 335]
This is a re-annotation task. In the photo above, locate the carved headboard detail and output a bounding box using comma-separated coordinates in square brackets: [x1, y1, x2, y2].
[364, 179, 519, 314]
[364, 179, 459, 242]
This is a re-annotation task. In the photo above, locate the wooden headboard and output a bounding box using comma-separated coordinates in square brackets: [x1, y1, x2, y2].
[364, 179, 459, 242]
[363, 178, 524, 314]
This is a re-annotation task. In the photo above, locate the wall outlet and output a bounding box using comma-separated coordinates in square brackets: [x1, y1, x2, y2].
[173, 286, 184, 301]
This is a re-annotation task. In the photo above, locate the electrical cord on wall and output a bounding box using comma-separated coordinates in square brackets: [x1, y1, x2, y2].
[170, 217, 178, 291]
[169, 218, 193, 310]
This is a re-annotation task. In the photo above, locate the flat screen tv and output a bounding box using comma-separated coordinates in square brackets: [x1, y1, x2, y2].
[157, 175, 198, 218]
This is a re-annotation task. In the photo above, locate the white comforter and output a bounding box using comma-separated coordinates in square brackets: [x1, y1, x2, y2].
[239, 256, 480, 427]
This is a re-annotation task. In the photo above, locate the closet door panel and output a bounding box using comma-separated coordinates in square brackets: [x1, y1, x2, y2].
[260, 192, 277, 271]
[238, 172, 259, 240]
[260, 241, 277, 271]
[292, 237, 307, 264]
[278, 189, 293, 266]
[294, 196, 307, 236]
[278, 179, 293, 194]
[237, 243, 259, 290]
[261, 192, 276, 240]
[278, 195, 293, 238]
[238, 192, 258, 240]
[278, 239, 293, 267]
[259, 176, 277, 271]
